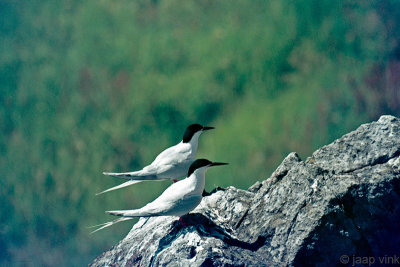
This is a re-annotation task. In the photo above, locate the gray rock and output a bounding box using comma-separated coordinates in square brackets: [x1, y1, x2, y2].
[90, 115, 400, 266]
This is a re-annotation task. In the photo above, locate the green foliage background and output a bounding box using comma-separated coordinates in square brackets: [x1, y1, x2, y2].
[1, 0, 400, 265]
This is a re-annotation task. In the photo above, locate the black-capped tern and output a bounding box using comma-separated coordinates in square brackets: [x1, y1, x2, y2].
[97, 124, 214, 195]
[91, 159, 228, 233]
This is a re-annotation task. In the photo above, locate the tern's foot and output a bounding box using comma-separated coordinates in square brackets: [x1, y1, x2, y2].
[173, 179, 178, 183]
[202, 189, 211, 197]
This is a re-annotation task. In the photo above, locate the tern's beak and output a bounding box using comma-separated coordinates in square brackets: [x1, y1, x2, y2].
[210, 162, 229, 167]
[202, 126, 215, 131]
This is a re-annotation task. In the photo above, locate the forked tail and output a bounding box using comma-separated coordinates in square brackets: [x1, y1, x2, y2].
[96, 180, 143, 195]
[89, 217, 133, 234]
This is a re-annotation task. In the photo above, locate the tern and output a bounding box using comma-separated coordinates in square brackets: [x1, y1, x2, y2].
[97, 124, 214, 195]
[91, 159, 228, 233]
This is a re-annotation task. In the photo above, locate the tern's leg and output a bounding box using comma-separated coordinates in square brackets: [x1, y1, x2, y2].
[173, 179, 178, 183]
[179, 216, 187, 227]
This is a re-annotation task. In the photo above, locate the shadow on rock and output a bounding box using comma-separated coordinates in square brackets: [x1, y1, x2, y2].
[153, 213, 266, 257]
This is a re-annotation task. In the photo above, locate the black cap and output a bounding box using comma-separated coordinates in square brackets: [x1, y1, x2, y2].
[182, 124, 214, 143]
[187, 159, 228, 176]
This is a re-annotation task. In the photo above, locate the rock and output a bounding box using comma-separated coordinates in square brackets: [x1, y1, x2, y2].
[90, 115, 400, 266]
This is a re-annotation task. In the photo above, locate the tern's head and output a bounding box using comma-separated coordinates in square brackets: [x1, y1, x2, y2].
[187, 159, 228, 176]
[182, 124, 214, 143]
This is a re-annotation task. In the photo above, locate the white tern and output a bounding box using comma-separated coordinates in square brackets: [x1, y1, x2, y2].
[97, 124, 214, 195]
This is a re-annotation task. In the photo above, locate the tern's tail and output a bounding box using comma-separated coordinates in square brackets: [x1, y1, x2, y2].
[106, 209, 151, 217]
[89, 217, 133, 234]
[96, 180, 142, 195]
[102, 170, 157, 180]
[89, 208, 149, 233]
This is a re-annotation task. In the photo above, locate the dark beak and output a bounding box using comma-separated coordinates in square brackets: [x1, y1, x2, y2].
[202, 126, 215, 131]
[210, 162, 229, 167]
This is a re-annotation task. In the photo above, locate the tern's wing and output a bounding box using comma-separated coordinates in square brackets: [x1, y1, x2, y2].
[107, 193, 202, 218]
[155, 194, 202, 217]
[102, 143, 191, 180]
[102, 170, 158, 180]
[133, 178, 202, 216]
[150, 142, 192, 167]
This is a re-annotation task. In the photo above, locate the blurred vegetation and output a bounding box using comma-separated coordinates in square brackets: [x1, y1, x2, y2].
[1, 0, 400, 265]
